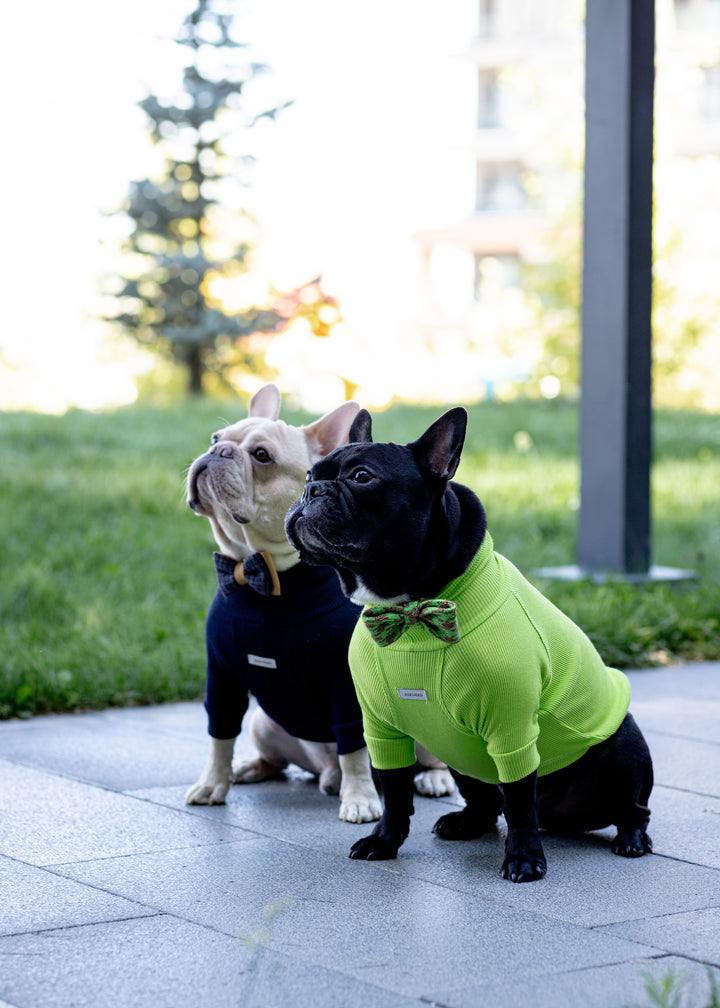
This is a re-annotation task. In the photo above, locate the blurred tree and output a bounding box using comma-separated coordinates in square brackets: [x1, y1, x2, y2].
[104, 0, 334, 396]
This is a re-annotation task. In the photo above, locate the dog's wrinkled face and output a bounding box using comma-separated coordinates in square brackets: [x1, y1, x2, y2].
[187, 383, 359, 566]
[286, 408, 467, 603]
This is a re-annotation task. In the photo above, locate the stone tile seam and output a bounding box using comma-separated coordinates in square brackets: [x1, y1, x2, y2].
[0, 906, 431, 1006]
[593, 904, 720, 931]
[0, 756, 150, 793]
[0, 911, 166, 941]
[654, 783, 720, 801]
[648, 849, 720, 872]
[531, 950, 676, 981]
[643, 728, 720, 746]
[31, 834, 262, 870]
[590, 935, 720, 974]
[257, 849, 700, 941]
[30, 852, 663, 954]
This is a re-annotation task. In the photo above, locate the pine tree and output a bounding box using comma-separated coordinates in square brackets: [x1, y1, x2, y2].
[106, 0, 293, 395]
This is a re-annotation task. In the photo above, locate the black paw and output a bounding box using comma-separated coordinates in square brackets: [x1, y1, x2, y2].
[432, 809, 497, 841]
[349, 835, 399, 861]
[500, 854, 547, 883]
[612, 829, 653, 858]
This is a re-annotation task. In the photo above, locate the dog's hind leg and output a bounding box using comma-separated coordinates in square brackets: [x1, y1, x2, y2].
[537, 712, 654, 858]
[608, 713, 654, 857]
[414, 744, 455, 797]
[432, 769, 502, 840]
[232, 707, 291, 783]
[234, 707, 344, 793]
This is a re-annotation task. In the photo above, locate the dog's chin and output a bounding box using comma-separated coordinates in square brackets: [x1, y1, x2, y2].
[286, 514, 354, 570]
[349, 581, 411, 606]
[288, 521, 337, 568]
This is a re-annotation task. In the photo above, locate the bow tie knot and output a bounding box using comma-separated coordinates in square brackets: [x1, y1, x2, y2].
[214, 551, 281, 597]
[362, 599, 460, 647]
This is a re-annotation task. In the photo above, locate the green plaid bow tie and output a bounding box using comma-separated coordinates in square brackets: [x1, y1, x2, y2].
[362, 599, 460, 647]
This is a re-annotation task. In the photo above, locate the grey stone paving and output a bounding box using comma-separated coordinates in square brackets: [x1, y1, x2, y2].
[1, 663, 719, 1008]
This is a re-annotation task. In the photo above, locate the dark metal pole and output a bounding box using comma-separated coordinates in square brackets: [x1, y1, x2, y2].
[578, 0, 655, 574]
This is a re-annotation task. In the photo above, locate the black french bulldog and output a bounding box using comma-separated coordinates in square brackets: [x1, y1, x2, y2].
[285, 406, 654, 882]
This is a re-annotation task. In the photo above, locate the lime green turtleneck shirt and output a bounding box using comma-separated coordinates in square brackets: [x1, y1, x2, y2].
[348, 533, 631, 784]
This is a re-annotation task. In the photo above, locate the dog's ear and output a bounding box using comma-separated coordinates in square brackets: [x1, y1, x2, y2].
[348, 409, 373, 444]
[411, 407, 467, 481]
[304, 400, 361, 460]
[248, 383, 281, 421]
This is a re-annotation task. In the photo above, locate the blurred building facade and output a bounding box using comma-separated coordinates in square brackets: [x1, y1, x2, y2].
[412, 0, 720, 401]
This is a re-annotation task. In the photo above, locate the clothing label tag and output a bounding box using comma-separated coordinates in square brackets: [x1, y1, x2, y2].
[397, 688, 427, 701]
[247, 654, 277, 669]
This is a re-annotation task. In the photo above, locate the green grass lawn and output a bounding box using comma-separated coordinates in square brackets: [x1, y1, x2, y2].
[1, 397, 718, 719]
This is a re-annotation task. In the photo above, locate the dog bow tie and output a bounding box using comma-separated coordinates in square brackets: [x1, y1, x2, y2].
[362, 599, 460, 647]
[214, 551, 281, 597]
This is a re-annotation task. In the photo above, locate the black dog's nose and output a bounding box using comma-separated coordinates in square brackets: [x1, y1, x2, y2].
[307, 482, 327, 498]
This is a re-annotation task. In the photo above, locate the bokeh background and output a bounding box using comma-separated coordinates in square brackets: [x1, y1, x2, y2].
[3, 0, 719, 416]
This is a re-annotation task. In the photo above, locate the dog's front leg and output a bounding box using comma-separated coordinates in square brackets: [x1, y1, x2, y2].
[349, 765, 416, 860]
[338, 748, 382, 823]
[185, 737, 235, 805]
[500, 771, 547, 882]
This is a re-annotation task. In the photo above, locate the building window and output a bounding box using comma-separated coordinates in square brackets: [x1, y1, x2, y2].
[476, 163, 526, 211]
[478, 70, 502, 128]
[478, 0, 497, 38]
[700, 64, 720, 122]
[474, 254, 521, 301]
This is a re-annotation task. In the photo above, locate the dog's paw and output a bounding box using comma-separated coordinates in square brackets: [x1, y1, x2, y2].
[414, 767, 455, 797]
[612, 828, 653, 858]
[232, 758, 285, 784]
[318, 764, 342, 795]
[432, 808, 497, 841]
[349, 835, 400, 860]
[340, 792, 382, 823]
[500, 853, 547, 883]
[185, 780, 230, 806]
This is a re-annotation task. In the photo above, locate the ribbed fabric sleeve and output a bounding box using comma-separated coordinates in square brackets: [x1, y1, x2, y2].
[348, 534, 631, 784]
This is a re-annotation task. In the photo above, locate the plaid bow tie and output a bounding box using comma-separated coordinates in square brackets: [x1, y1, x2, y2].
[362, 599, 460, 647]
[213, 551, 281, 597]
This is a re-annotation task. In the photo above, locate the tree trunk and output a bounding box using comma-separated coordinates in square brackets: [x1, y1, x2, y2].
[186, 345, 204, 396]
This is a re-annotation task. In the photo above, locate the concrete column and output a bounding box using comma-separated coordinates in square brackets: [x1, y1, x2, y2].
[578, 0, 655, 574]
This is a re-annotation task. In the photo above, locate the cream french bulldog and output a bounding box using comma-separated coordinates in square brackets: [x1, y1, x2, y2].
[184, 383, 452, 822]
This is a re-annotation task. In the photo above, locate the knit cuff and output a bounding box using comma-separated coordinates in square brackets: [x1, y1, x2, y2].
[489, 736, 540, 784]
[364, 734, 416, 771]
[205, 703, 245, 741]
[333, 718, 367, 756]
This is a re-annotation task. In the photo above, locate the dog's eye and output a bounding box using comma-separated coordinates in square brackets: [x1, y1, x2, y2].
[351, 469, 373, 484]
[211, 434, 220, 445]
[305, 471, 312, 483]
[252, 447, 273, 464]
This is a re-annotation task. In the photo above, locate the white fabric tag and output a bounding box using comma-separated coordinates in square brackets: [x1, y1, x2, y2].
[397, 688, 427, 701]
[248, 654, 277, 669]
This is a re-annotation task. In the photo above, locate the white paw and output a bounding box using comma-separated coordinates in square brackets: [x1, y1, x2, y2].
[339, 791, 383, 823]
[185, 778, 230, 806]
[414, 768, 455, 797]
[319, 764, 342, 795]
[232, 757, 285, 784]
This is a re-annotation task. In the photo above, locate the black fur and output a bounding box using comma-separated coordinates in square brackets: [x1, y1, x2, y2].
[286, 407, 654, 882]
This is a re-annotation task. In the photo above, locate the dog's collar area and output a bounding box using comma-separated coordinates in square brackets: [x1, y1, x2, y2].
[214, 551, 281, 597]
